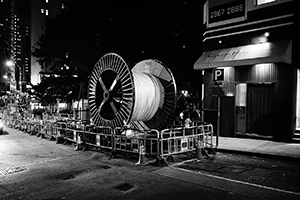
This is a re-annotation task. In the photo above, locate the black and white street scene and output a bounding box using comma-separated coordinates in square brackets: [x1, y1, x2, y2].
[0, 0, 300, 199]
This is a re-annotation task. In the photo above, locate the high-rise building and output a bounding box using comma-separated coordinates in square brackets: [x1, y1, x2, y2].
[31, 0, 66, 85]
[0, 0, 17, 91]
[15, 0, 31, 92]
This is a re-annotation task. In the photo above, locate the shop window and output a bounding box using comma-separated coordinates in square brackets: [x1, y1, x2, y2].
[256, 0, 276, 5]
[235, 83, 247, 106]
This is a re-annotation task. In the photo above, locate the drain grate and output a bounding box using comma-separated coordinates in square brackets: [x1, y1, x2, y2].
[61, 174, 76, 180]
[248, 175, 266, 183]
[49, 170, 84, 181]
[97, 165, 111, 170]
[0, 166, 27, 175]
[114, 183, 135, 192]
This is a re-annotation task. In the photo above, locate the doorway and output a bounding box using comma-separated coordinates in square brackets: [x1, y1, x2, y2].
[246, 83, 274, 137]
[235, 83, 274, 137]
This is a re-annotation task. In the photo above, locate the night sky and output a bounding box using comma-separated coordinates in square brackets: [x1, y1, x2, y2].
[10, 0, 206, 89]
[63, 0, 205, 88]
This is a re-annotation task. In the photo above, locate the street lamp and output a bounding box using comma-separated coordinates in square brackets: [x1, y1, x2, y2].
[5, 60, 14, 67]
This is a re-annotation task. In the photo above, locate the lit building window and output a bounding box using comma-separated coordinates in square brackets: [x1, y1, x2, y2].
[257, 0, 276, 5]
[46, 0, 49, 3]
[41, 9, 44, 14]
[45, 9, 49, 16]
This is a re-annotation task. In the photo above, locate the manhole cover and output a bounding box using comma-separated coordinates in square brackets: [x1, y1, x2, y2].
[0, 166, 27, 175]
[114, 183, 135, 192]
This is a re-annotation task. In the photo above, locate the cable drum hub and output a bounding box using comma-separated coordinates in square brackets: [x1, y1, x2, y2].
[88, 53, 177, 130]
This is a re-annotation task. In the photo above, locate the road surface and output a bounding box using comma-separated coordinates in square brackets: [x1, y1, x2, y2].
[1, 127, 300, 200]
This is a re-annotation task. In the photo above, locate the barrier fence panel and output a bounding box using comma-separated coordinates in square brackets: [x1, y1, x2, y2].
[62, 120, 82, 143]
[160, 126, 198, 157]
[83, 126, 113, 150]
[38, 120, 56, 139]
[196, 122, 215, 149]
[52, 121, 67, 143]
[159, 124, 215, 164]
[112, 127, 160, 159]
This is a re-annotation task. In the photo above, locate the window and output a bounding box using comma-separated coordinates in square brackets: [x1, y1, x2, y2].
[41, 9, 44, 14]
[257, 0, 276, 5]
[45, 9, 49, 16]
[46, 0, 49, 3]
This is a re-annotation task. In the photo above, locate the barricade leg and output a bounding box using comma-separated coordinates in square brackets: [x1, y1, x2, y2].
[196, 138, 209, 160]
[153, 157, 168, 167]
[48, 127, 56, 141]
[74, 132, 88, 151]
[74, 134, 83, 151]
[135, 141, 149, 166]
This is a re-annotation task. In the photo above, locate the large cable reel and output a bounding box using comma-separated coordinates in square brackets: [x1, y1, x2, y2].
[88, 53, 177, 130]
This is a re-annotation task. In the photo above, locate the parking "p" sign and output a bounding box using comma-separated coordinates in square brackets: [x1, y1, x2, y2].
[213, 69, 224, 81]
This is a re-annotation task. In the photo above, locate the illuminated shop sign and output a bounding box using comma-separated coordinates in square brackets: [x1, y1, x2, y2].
[209, 0, 246, 25]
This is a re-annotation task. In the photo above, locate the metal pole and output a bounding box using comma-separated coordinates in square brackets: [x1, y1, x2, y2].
[216, 96, 220, 147]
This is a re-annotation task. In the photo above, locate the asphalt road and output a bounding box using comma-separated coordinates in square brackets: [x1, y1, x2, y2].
[1, 127, 300, 200]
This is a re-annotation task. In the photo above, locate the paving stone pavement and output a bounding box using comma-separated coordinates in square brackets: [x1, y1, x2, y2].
[216, 137, 300, 160]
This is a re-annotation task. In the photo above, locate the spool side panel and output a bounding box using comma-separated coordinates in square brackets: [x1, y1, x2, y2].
[88, 53, 135, 128]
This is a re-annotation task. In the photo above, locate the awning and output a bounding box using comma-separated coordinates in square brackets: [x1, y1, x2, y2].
[194, 40, 292, 70]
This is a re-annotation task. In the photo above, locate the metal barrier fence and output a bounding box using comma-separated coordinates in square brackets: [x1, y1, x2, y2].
[159, 124, 215, 164]
[51, 121, 67, 143]
[84, 125, 113, 150]
[112, 127, 160, 159]
[3, 115, 216, 166]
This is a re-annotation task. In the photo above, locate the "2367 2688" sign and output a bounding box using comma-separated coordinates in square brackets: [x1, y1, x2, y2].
[209, 0, 245, 24]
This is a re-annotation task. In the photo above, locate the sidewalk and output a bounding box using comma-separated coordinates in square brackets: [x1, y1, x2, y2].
[215, 137, 300, 161]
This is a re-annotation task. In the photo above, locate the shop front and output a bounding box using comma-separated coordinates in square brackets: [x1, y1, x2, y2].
[194, 40, 297, 142]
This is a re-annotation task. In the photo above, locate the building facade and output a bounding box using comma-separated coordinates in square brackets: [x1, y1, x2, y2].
[0, 0, 17, 91]
[194, 0, 299, 142]
[1, 0, 31, 92]
[31, 0, 66, 85]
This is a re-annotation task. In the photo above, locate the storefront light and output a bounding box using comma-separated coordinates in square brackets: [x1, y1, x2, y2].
[226, 92, 234, 96]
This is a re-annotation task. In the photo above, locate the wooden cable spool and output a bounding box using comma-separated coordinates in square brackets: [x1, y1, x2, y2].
[88, 53, 177, 130]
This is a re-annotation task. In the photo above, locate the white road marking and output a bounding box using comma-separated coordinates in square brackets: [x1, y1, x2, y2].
[171, 166, 300, 196]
